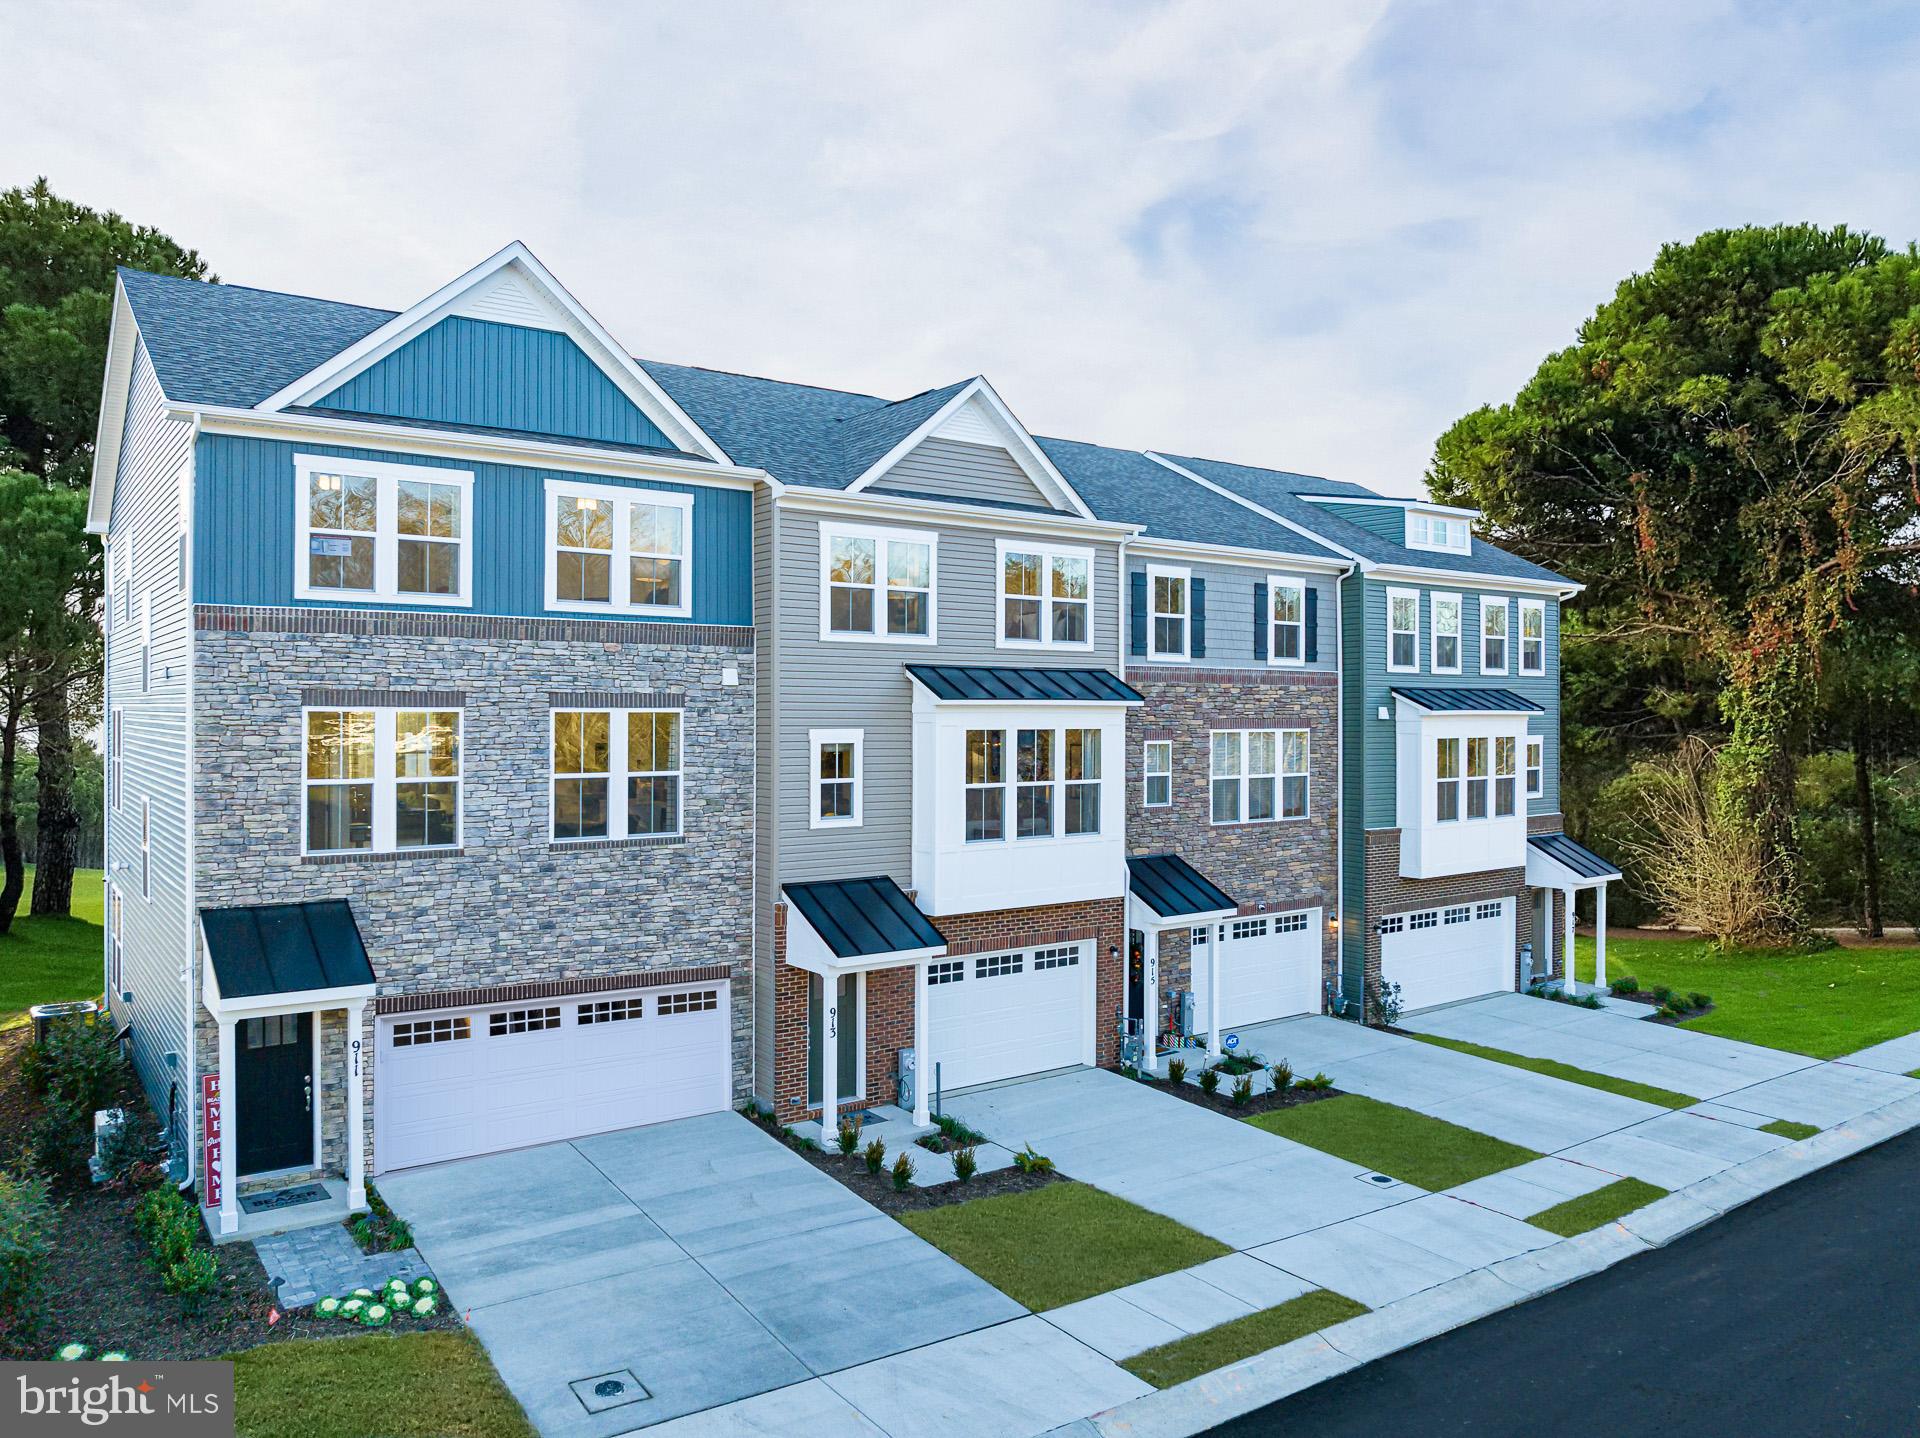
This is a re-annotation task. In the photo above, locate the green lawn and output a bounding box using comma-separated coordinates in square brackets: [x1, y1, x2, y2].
[232, 1331, 534, 1437]
[1760, 1119, 1820, 1142]
[1526, 1178, 1668, 1238]
[1120, 1289, 1368, 1389]
[1405, 1032, 1699, 1109]
[898, 1181, 1229, 1311]
[1246, 1095, 1540, 1191]
[1, 866, 106, 1024]
[1578, 935, 1920, 1060]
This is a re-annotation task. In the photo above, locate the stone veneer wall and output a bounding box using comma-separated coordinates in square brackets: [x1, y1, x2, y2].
[1125, 669, 1341, 1017]
[189, 609, 754, 1186]
[767, 895, 1125, 1125]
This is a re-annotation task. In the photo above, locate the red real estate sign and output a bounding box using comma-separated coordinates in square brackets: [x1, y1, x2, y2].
[202, 1073, 223, 1208]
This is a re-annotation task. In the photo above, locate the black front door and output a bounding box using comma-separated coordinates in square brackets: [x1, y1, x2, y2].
[1126, 931, 1146, 1032]
[236, 1013, 312, 1175]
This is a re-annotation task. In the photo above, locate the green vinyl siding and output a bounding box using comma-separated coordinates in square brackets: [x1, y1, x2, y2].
[1309, 502, 1405, 542]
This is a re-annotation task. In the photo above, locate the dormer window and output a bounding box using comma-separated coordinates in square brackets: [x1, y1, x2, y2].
[1406, 510, 1471, 553]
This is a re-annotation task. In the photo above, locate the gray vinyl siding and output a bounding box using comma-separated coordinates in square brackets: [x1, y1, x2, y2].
[1125, 558, 1336, 674]
[773, 506, 1120, 885]
[752, 483, 779, 1097]
[1339, 574, 1368, 1006]
[104, 341, 197, 1136]
[867, 437, 1059, 512]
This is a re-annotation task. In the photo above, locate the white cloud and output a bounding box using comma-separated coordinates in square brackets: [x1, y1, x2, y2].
[6, 0, 1920, 494]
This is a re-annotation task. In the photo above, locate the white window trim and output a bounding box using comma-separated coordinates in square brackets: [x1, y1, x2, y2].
[962, 724, 1105, 845]
[1209, 727, 1310, 826]
[1526, 735, 1545, 798]
[300, 706, 466, 856]
[1518, 598, 1547, 676]
[109, 885, 123, 994]
[1406, 510, 1471, 553]
[547, 705, 684, 843]
[1385, 586, 1420, 674]
[1430, 591, 1463, 675]
[994, 538, 1095, 651]
[1146, 562, 1190, 662]
[1436, 731, 1520, 825]
[809, 727, 864, 829]
[294, 454, 477, 607]
[1142, 738, 1173, 809]
[542, 476, 694, 618]
[1480, 595, 1509, 676]
[139, 594, 152, 693]
[817, 520, 938, 645]
[1266, 573, 1308, 668]
[139, 799, 151, 901]
[109, 708, 123, 812]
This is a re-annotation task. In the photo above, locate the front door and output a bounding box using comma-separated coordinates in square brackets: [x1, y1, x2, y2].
[236, 1012, 313, 1175]
[1126, 931, 1145, 1033]
[807, 974, 859, 1105]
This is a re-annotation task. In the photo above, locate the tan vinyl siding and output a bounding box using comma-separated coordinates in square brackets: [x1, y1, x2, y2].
[867, 437, 1060, 511]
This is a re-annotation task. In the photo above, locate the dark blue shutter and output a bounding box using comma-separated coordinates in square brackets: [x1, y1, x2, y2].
[1190, 577, 1206, 658]
[1129, 570, 1147, 656]
[1305, 586, 1319, 663]
[1253, 581, 1268, 661]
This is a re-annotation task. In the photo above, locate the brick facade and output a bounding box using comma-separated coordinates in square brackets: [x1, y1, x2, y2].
[1125, 668, 1340, 1021]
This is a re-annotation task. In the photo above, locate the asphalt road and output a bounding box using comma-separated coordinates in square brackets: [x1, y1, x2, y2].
[1211, 1125, 1920, 1438]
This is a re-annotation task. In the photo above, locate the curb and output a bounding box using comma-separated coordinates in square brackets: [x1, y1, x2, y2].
[1080, 1087, 1920, 1438]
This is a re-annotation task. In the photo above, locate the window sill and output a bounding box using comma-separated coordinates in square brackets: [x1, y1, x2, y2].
[1208, 815, 1311, 828]
[818, 629, 938, 645]
[547, 600, 694, 620]
[302, 847, 465, 865]
[293, 587, 475, 609]
[549, 834, 688, 852]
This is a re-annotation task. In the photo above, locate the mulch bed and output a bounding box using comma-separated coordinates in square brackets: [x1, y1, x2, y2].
[1150, 1070, 1347, 1119]
[0, 1026, 458, 1363]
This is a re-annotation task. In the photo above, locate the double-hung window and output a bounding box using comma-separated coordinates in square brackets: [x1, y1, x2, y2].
[1148, 565, 1189, 659]
[822, 523, 935, 641]
[545, 480, 692, 616]
[1436, 737, 1461, 822]
[551, 707, 681, 842]
[1494, 736, 1518, 817]
[296, 455, 475, 605]
[1268, 576, 1306, 665]
[965, 725, 1102, 842]
[810, 728, 863, 828]
[1519, 599, 1546, 676]
[999, 542, 1092, 648]
[1143, 739, 1172, 808]
[1480, 596, 1508, 674]
[109, 710, 123, 813]
[1431, 592, 1462, 673]
[1526, 736, 1544, 798]
[1211, 728, 1308, 824]
[1465, 737, 1489, 819]
[1386, 588, 1419, 672]
[305, 708, 463, 854]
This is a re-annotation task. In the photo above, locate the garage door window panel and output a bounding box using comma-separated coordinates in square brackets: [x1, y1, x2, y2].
[490, 1006, 560, 1037]
[659, 989, 718, 1015]
[392, 1016, 469, 1047]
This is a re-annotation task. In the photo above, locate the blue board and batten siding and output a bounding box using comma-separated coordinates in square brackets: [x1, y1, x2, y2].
[312, 316, 676, 450]
[193, 435, 751, 625]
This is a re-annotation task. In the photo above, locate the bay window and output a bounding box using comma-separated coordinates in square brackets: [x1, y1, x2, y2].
[1432, 592, 1462, 673]
[551, 707, 681, 842]
[965, 724, 1102, 842]
[1526, 736, 1544, 798]
[1212, 728, 1308, 824]
[546, 480, 693, 616]
[822, 523, 935, 641]
[1268, 577, 1306, 665]
[1016, 729, 1054, 837]
[1481, 596, 1508, 674]
[1387, 588, 1419, 672]
[1148, 565, 1189, 659]
[1494, 735, 1518, 817]
[998, 542, 1092, 647]
[1519, 599, 1546, 675]
[964, 730, 1005, 841]
[1466, 737, 1489, 819]
[1143, 739, 1172, 808]
[1436, 737, 1461, 821]
[1065, 729, 1101, 835]
[305, 707, 463, 854]
[296, 455, 474, 605]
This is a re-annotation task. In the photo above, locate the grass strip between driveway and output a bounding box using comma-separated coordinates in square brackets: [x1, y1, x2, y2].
[1527, 1178, 1668, 1238]
[1121, 1289, 1369, 1389]
[231, 1331, 535, 1438]
[1760, 1119, 1820, 1141]
[1404, 1032, 1700, 1109]
[898, 1180, 1228, 1311]
[1246, 1094, 1541, 1191]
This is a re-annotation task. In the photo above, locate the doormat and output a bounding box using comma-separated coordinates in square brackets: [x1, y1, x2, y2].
[241, 1182, 331, 1214]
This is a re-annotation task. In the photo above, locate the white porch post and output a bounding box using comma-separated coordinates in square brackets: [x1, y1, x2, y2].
[1206, 924, 1222, 1061]
[819, 976, 839, 1135]
[1562, 886, 1576, 990]
[1594, 885, 1608, 993]
[912, 961, 930, 1126]
[217, 1017, 239, 1236]
[1539, 890, 1553, 987]
[345, 999, 367, 1212]
[1141, 927, 1159, 1069]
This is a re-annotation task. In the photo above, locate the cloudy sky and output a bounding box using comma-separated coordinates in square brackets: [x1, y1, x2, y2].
[8, 1, 1920, 494]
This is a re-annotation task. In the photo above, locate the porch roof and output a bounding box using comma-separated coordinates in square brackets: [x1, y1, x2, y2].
[783, 875, 947, 962]
[200, 900, 377, 999]
[1390, 685, 1543, 715]
[1527, 832, 1623, 887]
[1127, 852, 1237, 921]
[905, 663, 1143, 705]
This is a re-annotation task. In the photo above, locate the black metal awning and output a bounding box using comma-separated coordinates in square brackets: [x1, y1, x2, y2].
[1527, 832, 1623, 883]
[1127, 853, 1238, 921]
[200, 900, 377, 999]
[1390, 686, 1543, 714]
[905, 664, 1143, 705]
[783, 875, 947, 961]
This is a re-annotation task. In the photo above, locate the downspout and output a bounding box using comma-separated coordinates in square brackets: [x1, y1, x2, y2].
[181, 414, 200, 1194]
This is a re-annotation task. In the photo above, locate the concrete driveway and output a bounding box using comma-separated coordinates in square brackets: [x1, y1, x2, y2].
[377, 1111, 1025, 1436]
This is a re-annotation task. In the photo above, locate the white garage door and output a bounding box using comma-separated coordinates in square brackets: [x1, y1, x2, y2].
[1190, 909, 1323, 1032]
[1379, 900, 1514, 1013]
[926, 942, 1092, 1092]
[375, 982, 731, 1172]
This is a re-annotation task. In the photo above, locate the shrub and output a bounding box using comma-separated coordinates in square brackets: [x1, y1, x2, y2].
[25, 1019, 125, 1113]
[31, 1096, 95, 1187]
[1270, 1061, 1293, 1092]
[1012, 1144, 1055, 1175]
[1229, 1077, 1253, 1108]
[1608, 974, 1640, 995]
[1687, 992, 1712, 1011]
[890, 1152, 915, 1192]
[933, 1113, 988, 1147]
[952, 1145, 978, 1184]
[863, 1138, 886, 1175]
[782, 1126, 820, 1153]
[161, 1249, 219, 1300]
[1663, 999, 1692, 1019]
[836, 1118, 861, 1156]
[137, 1187, 199, 1272]
[348, 1185, 413, 1254]
[1303, 1072, 1334, 1092]
[0, 1169, 55, 1351]
[1649, 985, 1674, 1006]
[1197, 1067, 1220, 1097]
[1166, 1058, 1187, 1085]
[1367, 977, 1405, 1028]
[98, 1111, 164, 1188]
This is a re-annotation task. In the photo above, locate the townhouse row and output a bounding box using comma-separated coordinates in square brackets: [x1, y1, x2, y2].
[88, 245, 1619, 1236]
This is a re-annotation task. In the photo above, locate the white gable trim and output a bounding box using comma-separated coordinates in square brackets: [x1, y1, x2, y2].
[1143, 453, 1369, 566]
[86, 280, 142, 535]
[254, 242, 731, 465]
[845, 378, 1096, 521]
